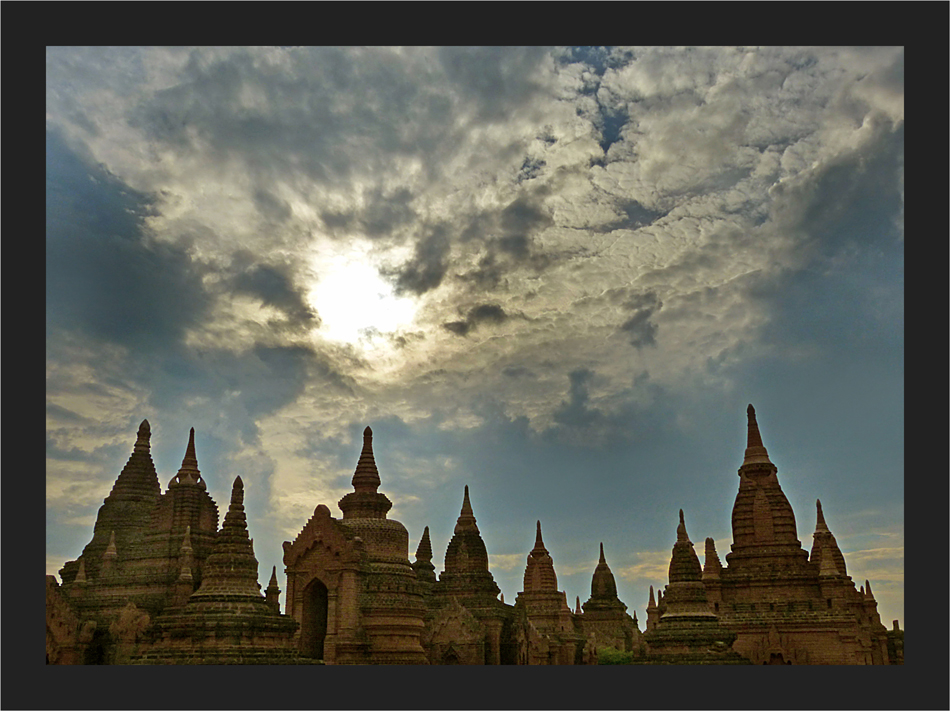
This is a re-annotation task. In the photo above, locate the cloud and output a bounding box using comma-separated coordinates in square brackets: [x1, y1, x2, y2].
[443, 303, 510, 337]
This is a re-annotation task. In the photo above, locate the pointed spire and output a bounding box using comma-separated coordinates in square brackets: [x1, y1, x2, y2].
[599, 542, 606, 564]
[412, 526, 437, 583]
[74, 558, 88, 584]
[648, 585, 656, 609]
[107, 419, 161, 502]
[588, 541, 622, 603]
[454, 485, 479, 534]
[815, 499, 830, 531]
[742, 404, 775, 468]
[265, 566, 281, 612]
[221, 477, 249, 539]
[415, 526, 433, 562]
[500, 592, 505, 604]
[134, 419, 151, 452]
[338, 426, 392, 519]
[576, 596, 582, 614]
[170, 427, 204, 487]
[351, 426, 381, 493]
[864, 580, 875, 600]
[668, 510, 703, 584]
[523, 520, 558, 592]
[532, 520, 547, 554]
[190, 477, 265, 602]
[703, 537, 722, 580]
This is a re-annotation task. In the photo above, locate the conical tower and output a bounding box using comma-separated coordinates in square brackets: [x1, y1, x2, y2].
[333, 426, 428, 664]
[581, 542, 637, 654]
[413, 526, 437, 583]
[189, 477, 267, 605]
[640, 511, 748, 664]
[169, 428, 207, 490]
[726, 405, 809, 571]
[61, 420, 163, 584]
[523, 521, 558, 593]
[809, 499, 848, 577]
[130, 477, 303, 664]
[440, 486, 500, 597]
[514, 521, 581, 664]
[338, 427, 393, 520]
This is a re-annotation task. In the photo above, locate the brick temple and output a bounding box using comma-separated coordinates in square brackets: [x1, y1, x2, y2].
[46, 406, 902, 664]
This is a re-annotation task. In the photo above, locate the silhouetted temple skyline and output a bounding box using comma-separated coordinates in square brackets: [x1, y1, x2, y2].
[46, 406, 902, 664]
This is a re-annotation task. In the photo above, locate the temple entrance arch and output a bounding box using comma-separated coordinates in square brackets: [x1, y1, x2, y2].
[301, 577, 329, 660]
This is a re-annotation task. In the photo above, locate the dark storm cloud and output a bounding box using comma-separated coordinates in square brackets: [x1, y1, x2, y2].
[46, 130, 212, 351]
[619, 291, 662, 349]
[228, 251, 319, 328]
[443, 304, 510, 337]
[252, 188, 293, 223]
[436, 47, 550, 121]
[321, 186, 417, 239]
[123, 47, 552, 196]
[392, 224, 452, 296]
[458, 193, 554, 289]
[750, 123, 904, 357]
[552, 369, 604, 430]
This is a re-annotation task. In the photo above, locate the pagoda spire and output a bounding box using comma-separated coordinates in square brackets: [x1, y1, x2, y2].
[265, 566, 281, 612]
[703, 537, 722, 580]
[338, 426, 393, 519]
[810, 499, 848, 576]
[741, 404, 775, 470]
[189, 476, 265, 601]
[522, 520, 558, 592]
[412, 526, 437, 583]
[106, 419, 161, 502]
[352, 426, 381, 493]
[454, 485, 479, 534]
[415, 526, 433, 562]
[648, 585, 656, 609]
[668, 511, 703, 584]
[585, 540, 625, 615]
[815, 498, 829, 531]
[532, 520, 547, 554]
[170, 428, 206, 489]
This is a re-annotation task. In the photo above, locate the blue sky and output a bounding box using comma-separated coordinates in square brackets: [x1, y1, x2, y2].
[45, 46, 904, 627]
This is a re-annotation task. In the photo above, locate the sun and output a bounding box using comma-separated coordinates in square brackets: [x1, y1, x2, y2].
[308, 253, 417, 347]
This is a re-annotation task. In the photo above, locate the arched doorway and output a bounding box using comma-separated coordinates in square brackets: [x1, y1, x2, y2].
[301, 577, 329, 660]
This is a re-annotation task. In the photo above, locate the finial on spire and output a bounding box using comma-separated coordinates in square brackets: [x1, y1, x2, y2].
[741, 403, 774, 469]
[231, 476, 244, 505]
[415, 525, 433, 562]
[676, 509, 689, 542]
[454, 485, 479, 534]
[815, 499, 829, 531]
[648, 585, 656, 608]
[134, 419, 151, 452]
[599, 542, 606, 564]
[576, 595, 582, 614]
[865, 580, 875, 600]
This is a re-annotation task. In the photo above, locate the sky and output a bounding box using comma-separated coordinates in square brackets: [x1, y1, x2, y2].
[45, 46, 904, 628]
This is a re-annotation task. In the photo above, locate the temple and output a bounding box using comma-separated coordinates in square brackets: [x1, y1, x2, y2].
[46, 406, 900, 664]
